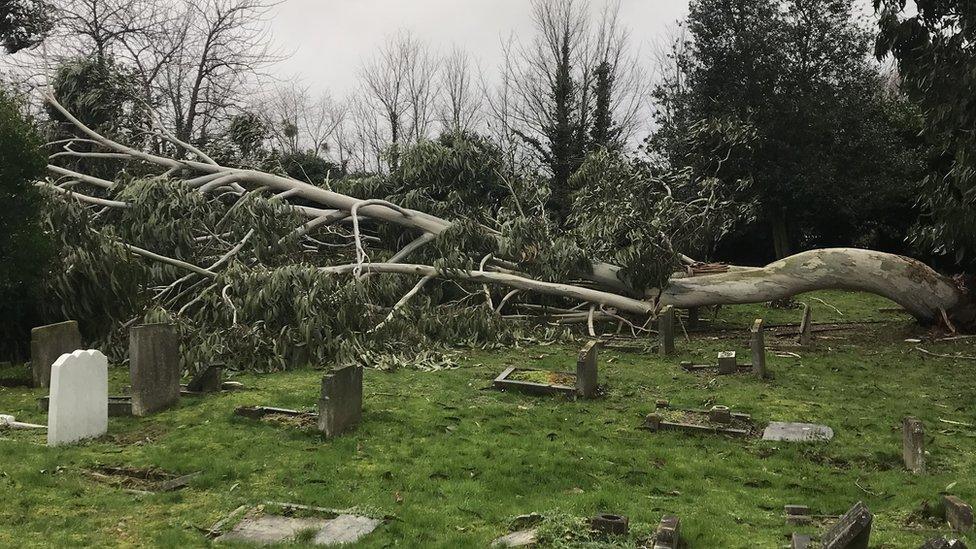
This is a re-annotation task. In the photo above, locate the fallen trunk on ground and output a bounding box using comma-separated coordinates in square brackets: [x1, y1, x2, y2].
[39, 92, 972, 352]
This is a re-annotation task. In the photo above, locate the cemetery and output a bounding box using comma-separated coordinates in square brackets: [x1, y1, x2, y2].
[1, 292, 975, 546]
[1, 0, 976, 546]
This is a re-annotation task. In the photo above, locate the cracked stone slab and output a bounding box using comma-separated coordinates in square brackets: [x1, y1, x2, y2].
[314, 514, 382, 545]
[217, 514, 381, 546]
[762, 422, 833, 442]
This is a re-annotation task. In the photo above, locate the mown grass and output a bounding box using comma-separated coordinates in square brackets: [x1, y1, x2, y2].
[0, 291, 974, 548]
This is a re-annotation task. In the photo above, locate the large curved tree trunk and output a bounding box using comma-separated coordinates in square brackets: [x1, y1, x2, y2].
[659, 248, 969, 323]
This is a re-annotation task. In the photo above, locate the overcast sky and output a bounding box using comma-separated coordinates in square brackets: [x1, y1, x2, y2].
[266, 0, 690, 98]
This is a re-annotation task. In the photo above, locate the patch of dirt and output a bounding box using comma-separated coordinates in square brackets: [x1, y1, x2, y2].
[261, 413, 318, 430]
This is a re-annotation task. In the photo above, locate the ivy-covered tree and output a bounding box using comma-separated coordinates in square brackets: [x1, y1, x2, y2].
[876, 0, 976, 271]
[0, 90, 50, 359]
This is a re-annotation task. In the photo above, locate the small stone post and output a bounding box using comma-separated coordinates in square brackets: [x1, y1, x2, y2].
[30, 320, 82, 388]
[717, 351, 736, 375]
[318, 365, 363, 438]
[576, 340, 599, 399]
[942, 495, 974, 532]
[687, 307, 699, 329]
[187, 362, 223, 393]
[902, 416, 925, 474]
[654, 515, 680, 549]
[129, 323, 181, 416]
[659, 305, 675, 356]
[798, 303, 813, 346]
[751, 318, 766, 379]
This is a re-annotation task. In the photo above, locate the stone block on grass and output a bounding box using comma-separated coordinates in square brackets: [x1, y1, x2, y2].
[943, 495, 973, 532]
[822, 501, 872, 549]
[576, 340, 599, 398]
[717, 351, 736, 374]
[903, 416, 926, 474]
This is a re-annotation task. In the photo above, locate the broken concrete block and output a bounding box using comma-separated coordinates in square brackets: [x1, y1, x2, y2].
[943, 495, 974, 532]
[822, 501, 872, 549]
[129, 323, 180, 416]
[590, 513, 628, 536]
[30, 320, 82, 388]
[717, 350, 736, 374]
[653, 514, 680, 549]
[659, 305, 675, 356]
[708, 405, 732, 424]
[314, 514, 382, 545]
[576, 340, 598, 399]
[317, 365, 363, 438]
[903, 416, 926, 474]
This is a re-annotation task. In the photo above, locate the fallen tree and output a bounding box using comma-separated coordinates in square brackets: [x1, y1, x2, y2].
[36, 92, 973, 368]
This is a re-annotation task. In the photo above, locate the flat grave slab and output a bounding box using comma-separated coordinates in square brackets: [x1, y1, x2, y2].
[217, 508, 382, 546]
[492, 529, 538, 547]
[234, 405, 318, 429]
[644, 402, 754, 436]
[85, 465, 200, 493]
[493, 366, 578, 397]
[763, 422, 834, 442]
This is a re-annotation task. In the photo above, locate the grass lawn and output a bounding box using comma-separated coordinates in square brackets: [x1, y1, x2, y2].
[1, 290, 975, 548]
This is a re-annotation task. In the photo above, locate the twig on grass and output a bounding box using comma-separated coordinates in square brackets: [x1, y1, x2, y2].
[913, 346, 976, 361]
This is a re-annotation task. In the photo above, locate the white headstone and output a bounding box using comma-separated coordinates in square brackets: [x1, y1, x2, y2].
[47, 349, 108, 446]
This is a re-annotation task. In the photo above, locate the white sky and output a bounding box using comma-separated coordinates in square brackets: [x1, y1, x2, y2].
[266, 0, 691, 98]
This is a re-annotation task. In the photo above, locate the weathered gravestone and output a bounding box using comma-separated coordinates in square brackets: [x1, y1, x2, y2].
[653, 514, 680, 549]
[821, 501, 872, 549]
[943, 495, 974, 532]
[659, 305, 675, 356]
[318, 365, 363, 438]
[751, 318, 767, 379]
[790, 533, 812, 549]
[129, 323, 181, 416]
[798, 303, 813, 346]
[187, 362, 223, 393]
[903, 416, 926, 474]
[576, 340, 599, 399]
[47, 350, 108, 446]
[717, 350, 737, 375]
[762, 422, 834, 442]
[30, 320, 82, 388]
[590, 513, 628, 536]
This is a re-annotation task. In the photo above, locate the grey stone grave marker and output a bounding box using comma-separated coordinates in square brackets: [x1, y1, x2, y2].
[30, 320, 82, 388]
[791, 533, 812, 549]
[653, 514, 680, 549]
[943, 495, 973, 532]
[751, 318, 766, 379]
[659, 305, 675, 356]
[799, 303, 813, 346]
[903, 416, 926, 474]
[187, 362, 223, 393]
[129, 323, 180, 416]
[717, 350, 737, 374]
[763, 421, 833, 442]
[576, 340, 599, 399]
[822, 501, 872, 549]
[317, 365, 363, 438]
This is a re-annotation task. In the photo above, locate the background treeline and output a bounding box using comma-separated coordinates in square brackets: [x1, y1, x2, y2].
[0, 0, 973, 359]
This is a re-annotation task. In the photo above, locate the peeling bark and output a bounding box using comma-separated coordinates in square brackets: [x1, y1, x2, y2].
[660, 248, 968, 323]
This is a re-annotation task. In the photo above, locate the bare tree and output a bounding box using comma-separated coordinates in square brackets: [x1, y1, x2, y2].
[261, 81, 346, 157]
[438, 47, 482, 134]
[359, 31, 439, 172]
